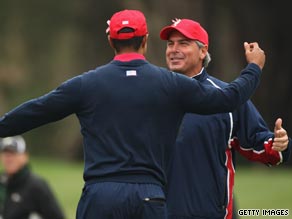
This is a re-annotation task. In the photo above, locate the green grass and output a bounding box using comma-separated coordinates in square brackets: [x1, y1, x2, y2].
[235, 165, 292, 218]
[30, 157, 84, 219]
[28, 157, 292, 219]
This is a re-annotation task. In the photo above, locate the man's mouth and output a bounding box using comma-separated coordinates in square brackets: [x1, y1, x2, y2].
[170, 57, 183, 61]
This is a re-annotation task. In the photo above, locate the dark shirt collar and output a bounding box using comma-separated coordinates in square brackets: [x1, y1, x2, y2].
[192, 67, 208, 81]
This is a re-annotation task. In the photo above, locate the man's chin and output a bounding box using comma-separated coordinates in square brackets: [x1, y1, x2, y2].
[169, 66, 183, 73]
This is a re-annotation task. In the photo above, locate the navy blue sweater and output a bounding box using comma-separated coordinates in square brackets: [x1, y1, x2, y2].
[0, 55, 261, 188]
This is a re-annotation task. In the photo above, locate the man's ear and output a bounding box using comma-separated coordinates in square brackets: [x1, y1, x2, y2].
[108, 35, 114, 49]
[200, 45, 208, 59]
[141, 34, 149, 48]
[140, 34, 149, 55]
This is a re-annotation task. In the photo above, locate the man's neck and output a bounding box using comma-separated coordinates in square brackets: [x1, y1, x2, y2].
[187, 67, 204, 78]
[116, 46, 145, 55]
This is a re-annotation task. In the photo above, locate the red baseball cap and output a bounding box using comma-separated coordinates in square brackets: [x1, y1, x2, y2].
[107, 9, 148, 40]
[160, 19, 208, 45]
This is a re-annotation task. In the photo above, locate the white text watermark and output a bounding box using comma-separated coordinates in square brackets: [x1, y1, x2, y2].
[238, 209, 289, 217]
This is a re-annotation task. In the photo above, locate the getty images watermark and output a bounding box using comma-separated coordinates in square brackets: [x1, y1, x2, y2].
[238, 209, 289, 217]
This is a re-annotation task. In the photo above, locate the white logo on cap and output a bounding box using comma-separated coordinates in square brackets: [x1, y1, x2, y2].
[122, 20, 129, 25]
[172, 18, 181, 27]
[106, 20, 110, 34]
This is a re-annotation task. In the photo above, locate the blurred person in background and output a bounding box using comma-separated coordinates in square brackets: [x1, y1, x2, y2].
[159, 18, 291, 219]
[0, 135, 65, 219]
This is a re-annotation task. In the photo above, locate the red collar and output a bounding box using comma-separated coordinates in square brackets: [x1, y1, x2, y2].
[114, 53, 146, 61]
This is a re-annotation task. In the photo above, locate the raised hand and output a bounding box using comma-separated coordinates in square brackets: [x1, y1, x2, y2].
[244, 42, 265, 70]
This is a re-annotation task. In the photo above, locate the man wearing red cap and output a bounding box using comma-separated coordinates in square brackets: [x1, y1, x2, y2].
[0, 9, 266, 219]
[160, 19, 291, 219]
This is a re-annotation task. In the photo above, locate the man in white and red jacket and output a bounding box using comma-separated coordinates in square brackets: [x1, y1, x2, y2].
[160, 18, 291, 219]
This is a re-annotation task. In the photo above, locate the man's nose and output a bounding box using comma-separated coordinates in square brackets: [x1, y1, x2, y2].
[172, 43, 180, 52]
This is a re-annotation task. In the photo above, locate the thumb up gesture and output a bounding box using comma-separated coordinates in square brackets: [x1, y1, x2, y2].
[273, 118, 289, 151]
